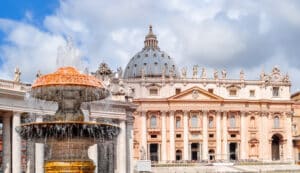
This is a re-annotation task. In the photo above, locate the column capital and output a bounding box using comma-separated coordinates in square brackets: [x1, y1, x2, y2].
[285, 111, 293, 118]
[169, 110, 175, 116]
[202, 110, 209, 114]
[260, 111, 269, 117]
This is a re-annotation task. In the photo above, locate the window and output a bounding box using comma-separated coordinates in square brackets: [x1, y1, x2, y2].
[274, 116, 280, 128]
[250, 117, 255, 128]
[191, 115, 198, 128]
[250, 90, 255, 97]
[176, 150, 182, 160]
[175, 88, 181, 94]
[150, 116, 157, 128]
[208, 88, 214, 93]
[176, 117, 181, 128]
[230, 134, 236, 138]
[229, 89, 237, 96]
[273, 87, 279, 97]
[209, 134, 214, 138]
[151, 135, 157, 138]
[176, 134, 181, 138]
[208, 117, 214, 128]
[149, 88, 158, 96]
[229, 115, 236, 128]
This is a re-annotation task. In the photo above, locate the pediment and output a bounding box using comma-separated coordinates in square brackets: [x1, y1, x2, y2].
[168, 86, 223, 101]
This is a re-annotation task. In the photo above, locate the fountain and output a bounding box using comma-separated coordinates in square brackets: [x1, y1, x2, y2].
[17, 66, 120, 172]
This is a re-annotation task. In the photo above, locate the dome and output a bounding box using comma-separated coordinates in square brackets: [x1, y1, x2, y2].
[123, 26, 180, 79]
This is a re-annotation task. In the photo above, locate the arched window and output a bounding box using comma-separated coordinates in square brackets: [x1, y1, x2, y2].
[176, 117, 181, 128]
[250, 117, 255, 128]
[150, 115, 157, 128]
[191, 115, 198, 128]
[208, 117, 214, 128]
[274, 116, 280, 128]
[230, 115, 236, 128]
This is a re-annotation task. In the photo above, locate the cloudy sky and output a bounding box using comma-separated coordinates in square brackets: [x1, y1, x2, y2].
[0, 0, 300, 92]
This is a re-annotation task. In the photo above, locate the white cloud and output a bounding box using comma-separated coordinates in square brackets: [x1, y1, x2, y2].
[0, 0, 300, 92]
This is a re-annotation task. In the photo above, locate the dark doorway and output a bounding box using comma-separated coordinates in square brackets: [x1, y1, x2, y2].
[272, 135, 281, 160]
[229, 143, 237, 160]
[149, 144, 158, 161]
[176, 150, 182, 161]
[209, 149, 215, 161]
[191, 143, 199, 161]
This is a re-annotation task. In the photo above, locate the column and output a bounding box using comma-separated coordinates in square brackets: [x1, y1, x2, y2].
[202, 110, 208, 160]
[140, 111, 147, 159]
[88, 145, 98, 172]
[183, 111, 189, 160]
[259, 112, 268, 160]
[12, 112, 21, 173]
[35, 116, 44, 173]
[222, 112, 228, 160]
[169, 111, 175, 161]
[240, 111, 247, 160]
[126, 114, 134, 173]
[3, 115, 11, 173]
[216, 111, 221, 160]
[116, 120, 127, 172]
[286, 112, 293, 162]
[161, 111, 167, 162]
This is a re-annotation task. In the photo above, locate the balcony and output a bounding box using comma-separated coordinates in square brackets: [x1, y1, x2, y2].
[228, 127, 240, 132]
[189, 127, 202, 132]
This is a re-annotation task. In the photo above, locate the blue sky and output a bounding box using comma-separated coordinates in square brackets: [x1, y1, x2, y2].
[0, 0, 300, 92]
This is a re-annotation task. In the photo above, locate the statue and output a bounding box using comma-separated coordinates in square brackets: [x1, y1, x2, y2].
[84, 67, 89, 75]
[193, 65, 198, 78]
[161, 66, 165, 79]
[240, 69, 245, 80]
[169, 66, 175, 79]
[141, 67, 145, 79]
[140, 146, 146, 160]
[117, 67, 123, 78]
[283, 73, 289, 82]
[260, 69, 265, 80]
[201, 67, 206, 79]
[213, 69, 218, 79]
[181, 67, 187, 78]
[221, 69, 227, 79]
[36, 70, 42, 78]
[14, 67, 21, 82]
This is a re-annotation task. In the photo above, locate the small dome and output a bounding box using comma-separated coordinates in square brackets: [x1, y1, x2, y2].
[123, 26, 180, 79]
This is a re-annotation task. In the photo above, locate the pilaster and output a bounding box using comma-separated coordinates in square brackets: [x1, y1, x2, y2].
[216, 111, 221, 160]
[169, 111, 175, 161]
[161, 111, 167, 162]
[202, 110, 208, 160]
[222, 111, 228, 160]
[183, 110, 189, 160]
[3, 114, 11, 173]
[12, 112, 21, 173]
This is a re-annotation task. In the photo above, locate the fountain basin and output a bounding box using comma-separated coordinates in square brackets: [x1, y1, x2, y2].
[17, 121, 120, 141]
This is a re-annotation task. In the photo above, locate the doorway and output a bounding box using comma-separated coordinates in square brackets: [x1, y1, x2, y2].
[272, 135, 281, 160]
[209, 149, 215, 161]
[191, 143, 199, 161]
[149, 144, 158, 161]
[176, 150, 182, 161]
[229, 143, 237, 160]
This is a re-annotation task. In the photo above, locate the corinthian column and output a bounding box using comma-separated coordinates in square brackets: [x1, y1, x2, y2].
[140, 111, 147, 159]
[222, 111, 228, 160]
[240, 111, 247, 160]
[183, 111, 189, 160]
[202, 110, 208, 160]
[3, 114, 11, 173]
[12, 112, 21, 173]
[216, 111, 221, 160]
[161, 111, 167, 162]
[285, 112, 293, 161]
[169, 111, 175, 160]
[35, 116, 44, 173]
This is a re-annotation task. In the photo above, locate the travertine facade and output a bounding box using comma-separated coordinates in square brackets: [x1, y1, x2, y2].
[124, 26, 295, 163]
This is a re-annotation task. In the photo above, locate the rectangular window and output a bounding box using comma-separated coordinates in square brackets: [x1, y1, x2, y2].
[176, 118, 181, 128]
[149, 88, 158, 96]
[208, 88, 214, 93]
[151, 135, 157, 138]
[273, 87, 279, 97]
[209, 134, 214, 138]
[176, 134, 181, 138]
[175, 88, 181, 94]
[250, 90, 255, 97]
[229, 89, 237, 96]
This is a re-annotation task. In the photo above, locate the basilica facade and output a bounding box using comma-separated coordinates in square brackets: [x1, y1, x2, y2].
[124, 26, 295, 163]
